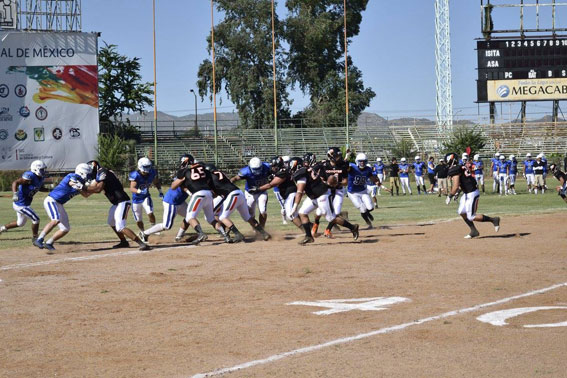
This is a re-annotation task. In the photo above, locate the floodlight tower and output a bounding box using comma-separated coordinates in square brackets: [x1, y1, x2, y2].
[17, 0, 82, 32]
[435, 0, 454, 134]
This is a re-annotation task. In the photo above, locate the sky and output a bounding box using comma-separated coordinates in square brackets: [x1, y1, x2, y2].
[82, 1, 567, 121]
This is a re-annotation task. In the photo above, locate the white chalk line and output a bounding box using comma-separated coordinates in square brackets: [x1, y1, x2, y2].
[0, 244, 196, 272]
[191, 281, 567, 377]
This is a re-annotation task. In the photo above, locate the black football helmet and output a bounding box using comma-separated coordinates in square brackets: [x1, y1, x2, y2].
[86, 160, 101, 180]
[445, 152, 458, 168]
[327, 147, 342, 162]
[270, 156, 284, 171]
[549, 163, 558, 173]
[180, 153, 194, 169]
[302, 153, 316, 167]
[288, 157, 303, 173]
[204, 163, 217, 172]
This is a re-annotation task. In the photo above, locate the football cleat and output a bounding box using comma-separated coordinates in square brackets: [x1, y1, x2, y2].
[138, 243, 151, 251]
[232, 232, 245, 243]
[138, 231, 148, 243]
[351, 224, 360, 240]
[44, 243, 56, 252]
[311, 223, 319, 237]
[33, 238, 44, 249]
[464, 229, 480, 239]
[298, 236, 315, 245]
[493, 217, 500, 232]
[324, 229, 334, 239]
[112, 240, 130, 249]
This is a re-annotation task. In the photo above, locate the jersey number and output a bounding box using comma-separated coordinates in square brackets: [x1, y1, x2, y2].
[191, 167, 206, 180]
[214, 171, 224, 180]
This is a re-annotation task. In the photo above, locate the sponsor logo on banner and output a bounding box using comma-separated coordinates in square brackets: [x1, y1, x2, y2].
[19, 106, 30, 118]
[35, 107, 48, 121]
[0, 84, 8, 97]
[0, 107, 13, 122]
[34, 127, 45, 142]
[1, 146, 12, 160]
[52, 127, 63, 140]
[0, 129, 8, 140]
[14, 85, 27, 97]
[69, 127, 81, 138]
[488, 78, 567, 101]
[0, 0, 17, 29]
[14, 129, 27, 141]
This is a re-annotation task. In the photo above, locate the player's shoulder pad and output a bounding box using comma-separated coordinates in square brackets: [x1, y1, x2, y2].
[22, 171, 35, 181]
[238, 166, 251, 177]
[292, 166, 308, 180]
[275, 168, 289, 179]
[97, 168, 108, 182]
[447, 165, 462, 177]
[128, 170, 139, 181]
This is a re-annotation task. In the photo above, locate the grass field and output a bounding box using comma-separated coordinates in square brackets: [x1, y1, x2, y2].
[1, 178, 564, 250]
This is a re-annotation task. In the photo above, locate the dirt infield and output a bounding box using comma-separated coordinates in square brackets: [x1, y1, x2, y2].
[1, 212, 566, 377]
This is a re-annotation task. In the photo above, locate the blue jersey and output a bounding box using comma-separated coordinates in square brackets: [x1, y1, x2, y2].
[163, 187, 188, 206]
[412, 161, 426, 176]
[509, 160, 518, 175]
[497, 160, 509, 174]
[14, 171, 44, 207]
[473, 160, 483, 175]
[49, 173, 85, 205]
[399, 163, 410, 178]
[348, 163, 374, 193]
[238, 163, 271, 191]
[373, 163, 385, 175]
[427, 161, 435, 174]
[129, 168, 157, 204]
[491, 158, 499, 172]
[524, 159, 535, 174]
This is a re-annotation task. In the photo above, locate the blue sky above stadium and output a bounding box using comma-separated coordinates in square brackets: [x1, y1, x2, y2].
[83, 1, 566, 120]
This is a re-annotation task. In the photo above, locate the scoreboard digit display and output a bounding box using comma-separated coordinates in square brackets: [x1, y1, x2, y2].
[477, 38, 567, 102]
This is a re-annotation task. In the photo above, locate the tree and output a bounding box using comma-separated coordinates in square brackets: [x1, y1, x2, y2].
[441, 126, 487, 156]
[390, 139, 417, 161]
[98, 43, 154, 135]
[197, 0, 291, 128]
[285, 0, 375, 126]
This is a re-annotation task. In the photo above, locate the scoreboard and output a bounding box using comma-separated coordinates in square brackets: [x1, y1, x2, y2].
[477, 38, 567, 102]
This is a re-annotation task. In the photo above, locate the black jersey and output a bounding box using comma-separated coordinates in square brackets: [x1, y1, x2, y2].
[389, 163, 399, 177]
[320, 160, 349, 188]
[274, 168, 297, 199]
[533, 160, 545, 174]
[96, 168, 130, 205]
[209, 169, 239, 197]
[448, 164, 478, 194]
[292, 165, 328, 199]
[177, 163, 213, 193]
[553, 169, 567, 182]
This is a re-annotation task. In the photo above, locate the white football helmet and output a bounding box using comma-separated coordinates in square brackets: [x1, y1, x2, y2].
[537, 153, 544, 159]
[415, 155, 421, 161]
[400, 157, 407, 163]
[494, 152, 500, 158]
[355, 153, 368, 168]
[509, 154, 515, 160]
[30, 160, 46, 177]
[137, 157, 152, 174]
[462, 153, 469, 159]
[473, 154, 480, 161]
[75, 163, 92, 180]
[249, 157, 262, 174]
[499, 155, 505, 160]
[526, 152, 532, 158]
[376, 157, 382, 162]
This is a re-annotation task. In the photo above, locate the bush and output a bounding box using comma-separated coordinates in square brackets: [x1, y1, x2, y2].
[442, 126, 487, 156]
[97, 134, 132, 171]
[0, 171, 23, 191]
[390, 139, 417, 160]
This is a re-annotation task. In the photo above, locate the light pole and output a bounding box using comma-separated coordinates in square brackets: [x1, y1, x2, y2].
[190, 89, 198, 135]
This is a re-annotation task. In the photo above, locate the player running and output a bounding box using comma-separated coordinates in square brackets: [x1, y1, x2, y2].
[291, 157, 359, 245]
[445, 152, 500, 239]
[270, 156, 288, 224]
[33, 163, 92, 252]
[129, 157, 163, 233]
[231, 157, 271, 228]
[549, 163, 567, 204]
[207, 163, 270, 242]
[347, 153, 381, 229]
[0, 160, 48, 243]
[85, 161, 150, 250]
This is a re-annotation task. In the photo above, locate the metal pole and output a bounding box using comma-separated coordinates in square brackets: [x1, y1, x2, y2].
[190, 89, 198, 134]
[343, 0, 350, 149]
[271, 0, 278, 155]
[210, 0, 218, 165]
[152, 0, 158, 165]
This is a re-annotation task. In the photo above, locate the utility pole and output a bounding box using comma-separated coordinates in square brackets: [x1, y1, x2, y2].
[435, 0, 454, 134]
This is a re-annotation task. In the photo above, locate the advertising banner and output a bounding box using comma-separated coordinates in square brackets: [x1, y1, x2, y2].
[0, 31, 99, 170]
[487, 78, 567, 102]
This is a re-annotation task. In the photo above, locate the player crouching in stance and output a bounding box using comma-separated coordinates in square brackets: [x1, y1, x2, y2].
[85, 161, 150, 250]
[291, 157, 359, 245]
[348, 153, 381, 229]
[1, 160, 48, 243]
[129, 157, 163, 233]
[549, 164, 567, 204]
[445, 153, 500, 239]
[207, 163, 270, 242]
[33, 163, 92, 251]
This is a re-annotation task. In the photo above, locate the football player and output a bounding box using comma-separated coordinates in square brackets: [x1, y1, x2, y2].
[508, 155, 518, 195]
[171, 154, 229, 244]
[445, 152, 500, 239]
[85, 161, 150, 250]
[138, 155, 191, 243]
[472, 154, 484, 193]
[490, 152, 500, 193]
[549, 164, 567, 204]
[496, 155, 509, 196]
[290, 156, 359, 245]
[523, 153, 535, 193]
[129, 157, 163, 233]
[206, 163, 270, 242]
[426, 156, 436, 194]
[399, 157, 412, 195]
[33, 163, 92, 251]
[0, 160, 48, 243]
[231, 157, 271, 228]
[312, 147, 349, 238]
[533, 154, 546, 194]
[373, 157, 386, 197]
[412, 155, 427, 194]
[270, 156, 287, 224]
[348, 153, 381, 228]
